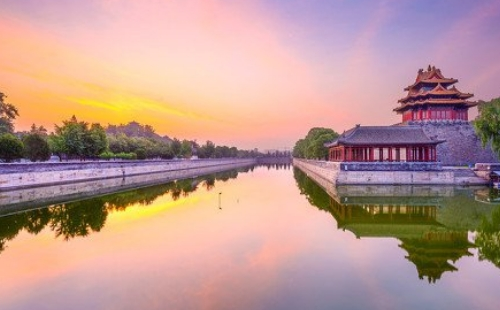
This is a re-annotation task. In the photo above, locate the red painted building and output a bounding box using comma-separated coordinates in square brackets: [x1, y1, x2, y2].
[325, 125, 444, 162]
[394, 65, 476, 123]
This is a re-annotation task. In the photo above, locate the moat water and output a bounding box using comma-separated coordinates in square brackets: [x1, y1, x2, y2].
[1, 165, 500, 309]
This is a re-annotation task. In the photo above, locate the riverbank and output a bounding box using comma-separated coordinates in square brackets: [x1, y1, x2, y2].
[293, 158, 488, 186]
[0, 159, 256, 213]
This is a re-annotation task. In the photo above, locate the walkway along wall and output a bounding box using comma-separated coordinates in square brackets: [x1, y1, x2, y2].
[293, 158, 488, 186]
[0, 159, 256, 212]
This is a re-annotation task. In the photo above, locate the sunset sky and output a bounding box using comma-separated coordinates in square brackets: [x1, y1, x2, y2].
[1, 0, 499, 150]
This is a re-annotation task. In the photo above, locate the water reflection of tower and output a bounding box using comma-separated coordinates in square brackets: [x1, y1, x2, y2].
[329, 196, 474, 283]
[400, 231, 473, 283]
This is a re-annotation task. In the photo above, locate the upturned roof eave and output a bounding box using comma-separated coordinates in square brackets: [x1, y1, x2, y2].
[403, 78, 458, 91]
[399, 90, 474, 102]
[393, 100, 476, 111]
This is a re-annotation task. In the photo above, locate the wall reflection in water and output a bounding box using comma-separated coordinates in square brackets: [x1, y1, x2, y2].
[0, 165, 269, 255]
[293, 167, 500, 283]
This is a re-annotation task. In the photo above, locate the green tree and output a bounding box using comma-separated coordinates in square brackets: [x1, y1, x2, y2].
[293, 127, 338, 160]
[170, 138, 182, 157]
[292, 138, 307, 158]
[307, 132, 338, 159]
[180, 139, 192, 158]
[52, 116, 109, 160]
[55, 115, 87, 159]
[214, 145, 231, 158]
[29, 123, 48, 136]
[198, 140, 215, 158]
[229, 146, 238, 158]
[475, 205, 500, 268]
[23, 133, 51, 162]
[108, 133, 130, 153]
[135, 148, 147, 160]
[474, 97, 500, 157]
[0, 92, 19, 134]
[84, 123, 108, 158]
[157, 144, 174, 159]
[0, 133, 24, 162]
[48, 133, 66, 161]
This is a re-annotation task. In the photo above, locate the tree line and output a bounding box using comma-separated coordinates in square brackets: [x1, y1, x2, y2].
[292, 127, 338, 160]
[0, 91, 261, 162]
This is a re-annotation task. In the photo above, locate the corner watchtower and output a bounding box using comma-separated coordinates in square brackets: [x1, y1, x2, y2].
[394, 65, 476, 123]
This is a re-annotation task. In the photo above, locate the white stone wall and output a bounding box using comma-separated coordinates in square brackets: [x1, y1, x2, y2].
[293, 158, 487, 185]
[0, 159, 256, 190]
[0, 160, 255, 210]
[336, 170, 455, 185]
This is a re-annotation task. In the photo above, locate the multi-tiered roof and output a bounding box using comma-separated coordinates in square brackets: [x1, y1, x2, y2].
[394, 65, 476, 123]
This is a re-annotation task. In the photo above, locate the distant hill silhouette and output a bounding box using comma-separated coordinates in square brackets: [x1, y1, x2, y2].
[106, 121, 172, 143]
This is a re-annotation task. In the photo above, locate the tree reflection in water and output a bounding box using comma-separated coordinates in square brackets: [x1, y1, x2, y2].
[475, 196, 500, 268]
[293, 167, 499, 283]
[0, 166, 255, 254]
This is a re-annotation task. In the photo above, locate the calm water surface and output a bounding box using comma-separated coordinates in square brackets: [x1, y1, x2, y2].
[1, 165, 500, 310]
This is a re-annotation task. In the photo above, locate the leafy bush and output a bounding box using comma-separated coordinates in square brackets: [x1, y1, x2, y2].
[115, 152, 137, 160]
[99, 151, 115, 160]
[0, 133, 24, 162]
[135, 148, 147, 160]
[23, 133, 51, 162]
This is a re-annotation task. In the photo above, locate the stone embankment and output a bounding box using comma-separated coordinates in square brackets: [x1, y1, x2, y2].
[293, 158, 488, 186]
[0, 159, 256, 190]
[0, 159, 256, 212]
